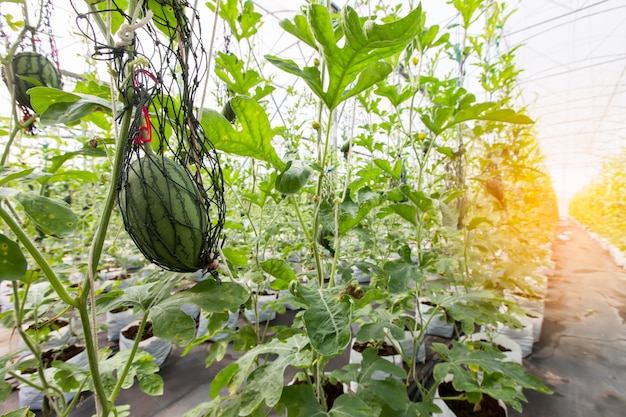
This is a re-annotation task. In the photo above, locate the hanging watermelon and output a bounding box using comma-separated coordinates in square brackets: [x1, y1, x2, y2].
[7, 51, 62, 111]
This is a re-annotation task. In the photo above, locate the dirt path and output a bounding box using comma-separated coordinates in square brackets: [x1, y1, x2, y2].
[511, 218, 626, 417]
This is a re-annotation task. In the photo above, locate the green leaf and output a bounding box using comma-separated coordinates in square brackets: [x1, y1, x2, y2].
[280, 384, 325, 416]
[262, 259, 297, 290]
[275, 160, 312, 194]
[215, 52, 265, 95]
[201, 96, 285, 170]
[27, 87, 80, 114]
[0, 167, 36, 186]
[272, 5, 423, 110]
[387, 203, 418, 226]
[222, 247, 249, 267]
[421, 105, 455, 136]
[279, 14, 317, 49]
[373, 159, 401, 181]
[466, 216, 493, 231]
[29, 87, 113, 125]
[0, 234, 27, 282]
[477, 109, 534, 124]
[374, 84, 414, 108]
[0, 408, 36, 417]
[293, 282, 352, 356]
[383, 253, 421, 293]
[212, 334, 313, 413]
[219, 0, 261, 41]
[265, 56, 325, 101]
[445, 102, 495, 128]
[148, 279, 249, 345]
[46, 147, 107, 174]
[97, 350, 163, 397]
[14, 192, 77, 237]
[150, 301, 198, 346]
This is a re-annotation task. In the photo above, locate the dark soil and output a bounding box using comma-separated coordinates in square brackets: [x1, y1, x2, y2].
[340, 283, 365, 299]
[27, 318, 68, 332]
[439, 381, 506, 417]
[352, 340, 398, 356]
[494, 343, 511, 353]
[22, 345, 86, 374]
[110, 306, 132, 314]
[121, 321, 154, 341]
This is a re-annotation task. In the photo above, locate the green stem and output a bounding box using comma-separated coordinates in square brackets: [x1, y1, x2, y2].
[77, 305, 111, 416]
[0, 206, 76, 307]
[76, 87, 133, 417]
[109, 314, 150, 402]
[11, 285, 65, 416]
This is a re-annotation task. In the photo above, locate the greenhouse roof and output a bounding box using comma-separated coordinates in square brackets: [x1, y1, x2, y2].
[1, 0, 624, 208]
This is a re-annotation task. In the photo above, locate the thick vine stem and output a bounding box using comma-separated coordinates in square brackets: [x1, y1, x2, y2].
[78, 90, 134, 417]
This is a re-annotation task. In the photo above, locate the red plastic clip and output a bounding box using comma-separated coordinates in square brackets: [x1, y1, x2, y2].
[133, 70, 158, 145]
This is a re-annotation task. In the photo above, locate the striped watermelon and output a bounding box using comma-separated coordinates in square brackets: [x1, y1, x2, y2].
[118, 153, 209, 272]
[8, 51, 61, 110]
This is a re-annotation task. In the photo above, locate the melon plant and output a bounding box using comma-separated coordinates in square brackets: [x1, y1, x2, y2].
[6, 51, 62, 110]
[118, 152, 208, 272]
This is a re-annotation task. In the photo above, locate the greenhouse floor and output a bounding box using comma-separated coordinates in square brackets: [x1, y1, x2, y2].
[509, 218, 626, 417]
[2, 217, 626, 416]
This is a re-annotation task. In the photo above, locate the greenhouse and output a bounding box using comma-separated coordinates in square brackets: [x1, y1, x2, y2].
[0, 1, 624, 416]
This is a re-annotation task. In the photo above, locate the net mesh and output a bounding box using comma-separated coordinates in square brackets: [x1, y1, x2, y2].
[73, 0, 225, 273]
[1, 0, 62, 129]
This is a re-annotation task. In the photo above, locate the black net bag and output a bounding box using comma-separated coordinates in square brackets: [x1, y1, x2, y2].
[1, 0, 62, 125]
[75, 1, 225, 273]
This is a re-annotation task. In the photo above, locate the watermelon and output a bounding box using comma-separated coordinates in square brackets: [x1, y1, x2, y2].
[7, 51, 62, 110]
[118, 153, 209, 272]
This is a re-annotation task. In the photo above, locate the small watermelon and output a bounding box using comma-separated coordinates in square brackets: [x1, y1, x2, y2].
[7, 51, 62, 110]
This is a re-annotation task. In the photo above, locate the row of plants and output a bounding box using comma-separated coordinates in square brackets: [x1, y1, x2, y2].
[570, 148, 626, 252]
[0, 0, 558, 416]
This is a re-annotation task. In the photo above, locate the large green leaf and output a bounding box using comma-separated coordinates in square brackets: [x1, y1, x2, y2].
[211, 334, 313, 414]
[279, 14, 317, 49]
[293, 282, 353, 356]
[0, 167, 36, 187]
[270, 5, 423, 110]
[150, 279, 249, 346]
[97, 349, 163, 397]
[319, 188, 381, 236]
[29, 87, 112, 125]
[0, 234, 27, 282]
[14, 192, 77, 237]
[201, 96, 285, 170]
[215, 52, 264, 96]
[383, 251, 421, 294]
[280, 384, 372, 417]
[432, 341, 551, 412]
[262, 258, 297, 290]
[477, 109, 535, 124]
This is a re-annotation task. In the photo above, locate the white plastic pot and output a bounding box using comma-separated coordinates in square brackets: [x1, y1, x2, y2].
[18, 345, 89, 410]
[106, 308, 140, 342]
[416, 302, 454, 338]
[119, 320, 172, 367]
[483, 314, 534, 358]
[347, 338, 404, 393]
